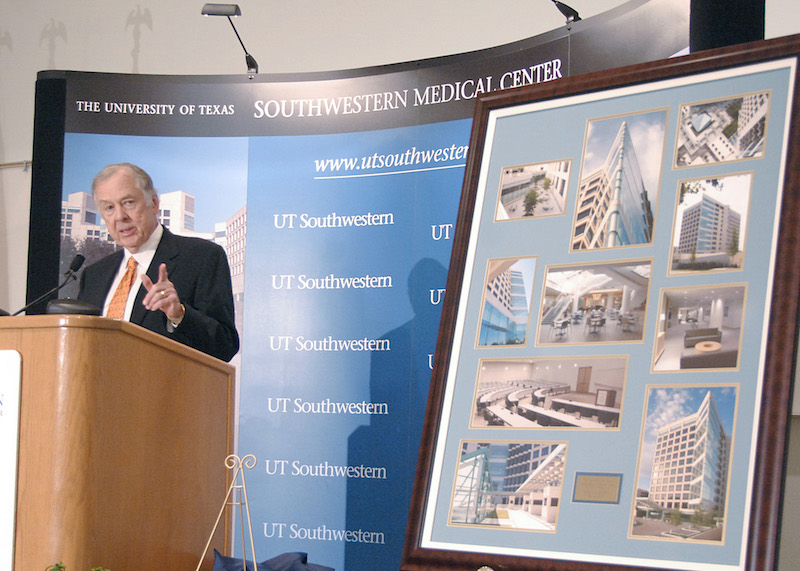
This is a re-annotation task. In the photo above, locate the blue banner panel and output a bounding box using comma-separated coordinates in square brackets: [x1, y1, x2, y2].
[239, 121, 469, 568]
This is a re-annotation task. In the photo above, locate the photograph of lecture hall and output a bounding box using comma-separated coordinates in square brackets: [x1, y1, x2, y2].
[537, 260, 651, 344]
[471, 357, 627, 429]
[652, 284, 744, 371]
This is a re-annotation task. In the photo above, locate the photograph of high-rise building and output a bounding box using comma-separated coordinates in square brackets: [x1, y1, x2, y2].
[674, 91, 770, 167]
[571, 110, 667, 251]
[537, 259, 651, 345]
[477, 257, 537, 347]
[670, 174, 750, 274]
[632, 386, 736, 542]
[495, 160, 571, 220]
[471, 356, 627, 430]
[450, 441, 567, 532]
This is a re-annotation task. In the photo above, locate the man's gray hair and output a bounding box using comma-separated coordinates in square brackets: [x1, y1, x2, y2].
[92, 163, 158, 205]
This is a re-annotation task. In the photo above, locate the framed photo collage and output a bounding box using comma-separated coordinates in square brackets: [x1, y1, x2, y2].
[403, 36, 800, 571]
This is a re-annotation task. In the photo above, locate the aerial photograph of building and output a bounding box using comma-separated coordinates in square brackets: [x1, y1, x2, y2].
[674, 92, 770, 167]
[670, 174, 750, 274]
[477, 257, 538, 347]
[537, 260, 651, 345]
[450, 441, 567, 532]
[495, 160, 571, 220]
[652, 284, 745, 371]
[632, 386, 737, 542]
[571, 110, 667, 251]
[471, 356, 627, 430]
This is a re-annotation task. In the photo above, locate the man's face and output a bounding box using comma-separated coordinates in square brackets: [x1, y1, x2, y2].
[94, 169, 160, 253]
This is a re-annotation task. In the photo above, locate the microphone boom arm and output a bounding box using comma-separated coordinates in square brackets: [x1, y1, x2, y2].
[11, 254, 85, 316]
[12, 272, 78, 316]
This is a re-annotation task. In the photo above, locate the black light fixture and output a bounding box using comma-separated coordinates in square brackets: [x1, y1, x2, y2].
[201, 3, 258, 75]
[551, 0, 582, 26]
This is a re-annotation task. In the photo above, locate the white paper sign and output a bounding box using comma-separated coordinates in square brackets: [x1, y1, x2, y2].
[0, 350, 21, 571]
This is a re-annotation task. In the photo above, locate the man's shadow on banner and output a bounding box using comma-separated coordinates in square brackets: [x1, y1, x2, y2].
[345, 257, 447, 570]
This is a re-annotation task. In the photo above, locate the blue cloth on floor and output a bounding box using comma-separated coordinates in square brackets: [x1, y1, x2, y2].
[213, 549, 334, 571]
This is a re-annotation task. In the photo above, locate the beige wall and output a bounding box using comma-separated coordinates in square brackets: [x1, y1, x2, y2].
[1, 1, 798, 568]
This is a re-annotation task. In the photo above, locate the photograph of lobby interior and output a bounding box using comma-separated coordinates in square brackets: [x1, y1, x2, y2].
[539, 261, 650, 344]
[653, 285, 744, 371]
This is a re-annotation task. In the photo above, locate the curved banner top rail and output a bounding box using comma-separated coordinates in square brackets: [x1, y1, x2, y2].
[55, 0, 687, 137]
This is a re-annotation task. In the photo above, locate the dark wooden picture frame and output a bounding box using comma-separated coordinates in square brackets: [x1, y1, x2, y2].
[403, 35, 800, 571]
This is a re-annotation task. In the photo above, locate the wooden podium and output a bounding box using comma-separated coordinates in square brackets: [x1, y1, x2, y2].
[0, 315, 235, 570]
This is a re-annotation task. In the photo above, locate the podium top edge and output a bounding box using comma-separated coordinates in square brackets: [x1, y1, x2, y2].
[0, 314, 236, 372]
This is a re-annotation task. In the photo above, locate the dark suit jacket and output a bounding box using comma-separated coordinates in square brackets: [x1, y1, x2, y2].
[78, 227, 240, 362]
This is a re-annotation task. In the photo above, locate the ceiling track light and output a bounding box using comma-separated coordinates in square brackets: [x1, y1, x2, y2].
[201, 3, 259, 76]
[551, 0, 582, 28]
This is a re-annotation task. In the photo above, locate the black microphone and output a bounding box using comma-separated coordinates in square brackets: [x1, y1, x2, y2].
[67, 254, 86, 275]
[10, 254, 86, 316]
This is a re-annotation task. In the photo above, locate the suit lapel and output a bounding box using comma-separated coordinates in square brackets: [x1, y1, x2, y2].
[86, 250, 124, 310]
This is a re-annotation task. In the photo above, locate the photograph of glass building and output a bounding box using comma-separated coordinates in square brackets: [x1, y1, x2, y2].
[450, 441, 566, 532]
[478, 257, 537, 346]
[632, 387, 736, 542]
[571, 110, 667, 251]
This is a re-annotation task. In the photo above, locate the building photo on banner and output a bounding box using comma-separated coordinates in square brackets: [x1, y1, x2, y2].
[4, 1, 798, 571]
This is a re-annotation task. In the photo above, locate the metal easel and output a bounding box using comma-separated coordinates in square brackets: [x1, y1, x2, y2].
[196, 454, 258, 571]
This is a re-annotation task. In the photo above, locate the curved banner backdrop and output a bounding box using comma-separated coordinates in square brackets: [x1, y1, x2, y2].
[28, 1, 689, 568]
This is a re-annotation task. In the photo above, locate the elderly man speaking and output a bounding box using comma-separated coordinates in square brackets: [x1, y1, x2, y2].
[78, 163, 239, 362]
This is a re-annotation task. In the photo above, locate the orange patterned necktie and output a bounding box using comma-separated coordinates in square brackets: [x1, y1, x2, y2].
[107, 257, 137, 319]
